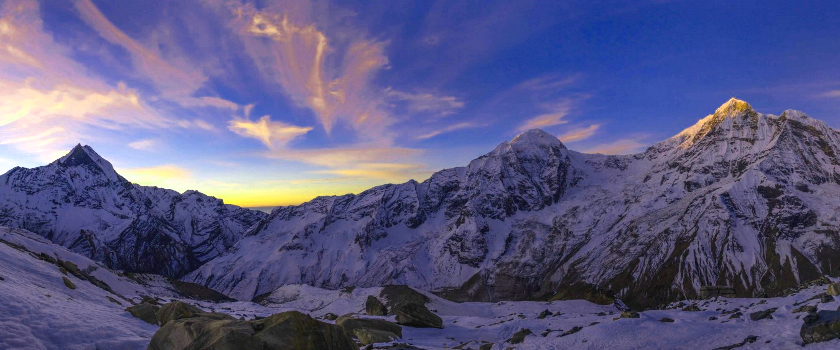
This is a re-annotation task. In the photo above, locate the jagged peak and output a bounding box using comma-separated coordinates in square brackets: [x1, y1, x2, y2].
[55, 144, 121, 182]
[510, 129, 565, 148]
[714, 97, 754, 117]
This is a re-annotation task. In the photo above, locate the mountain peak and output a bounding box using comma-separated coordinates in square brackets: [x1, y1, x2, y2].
[714, 97, 754, 118]
[511, 129, 564, 148]
[56, 144, 121, 182]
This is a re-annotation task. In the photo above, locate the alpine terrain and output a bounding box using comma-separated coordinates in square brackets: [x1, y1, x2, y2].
[0, 144, 267, 277]
[186, 98, 840, 308]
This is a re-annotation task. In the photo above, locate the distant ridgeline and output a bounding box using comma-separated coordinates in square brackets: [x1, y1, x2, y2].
[4, 99, 840, 308]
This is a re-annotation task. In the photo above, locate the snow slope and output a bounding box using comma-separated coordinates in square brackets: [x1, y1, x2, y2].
[4, 224, 840, 349]
[0, 226, 157, 350]
[188, 99, 840, 308]
[0, 145, 266, 277]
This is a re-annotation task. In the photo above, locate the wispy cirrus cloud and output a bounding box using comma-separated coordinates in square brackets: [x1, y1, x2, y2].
[221, 4, 392, 140]
[228, 115, 312, 150]
[416, 122, 480, 140]
[385, 88, 464, 116]
[558, 124, 600, 143]
[74, 0, 236, 110]
[0, 0, 219, 162]
[819, 90, 840, 98]
[517, 105, 571, 132]
[128, 139, 161, 151]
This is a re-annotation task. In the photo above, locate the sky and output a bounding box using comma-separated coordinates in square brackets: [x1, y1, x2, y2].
[1, 0, 840, 207]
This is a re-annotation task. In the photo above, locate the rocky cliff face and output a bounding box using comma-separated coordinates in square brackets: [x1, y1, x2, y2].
[0, 145, 266, 277]
[185, 99, 840, 307]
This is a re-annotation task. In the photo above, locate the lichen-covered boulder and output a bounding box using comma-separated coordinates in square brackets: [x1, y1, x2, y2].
[801, 310, 840, 344]
[620, 311, 640, 319]
[827, 283, 840, 296]
[156, 301, 204, 325]
[336, 314, 402, 338]
[61, 277, 75, 290]
[394, 303, 443, 329]
[149, 311, 356, 350]
[353, 328, 399, 345]
[126, 302, 160, 325]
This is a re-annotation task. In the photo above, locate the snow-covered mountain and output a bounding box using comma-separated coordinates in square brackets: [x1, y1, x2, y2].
[0, 145, 266, 277]
[186, 98, 840, 307]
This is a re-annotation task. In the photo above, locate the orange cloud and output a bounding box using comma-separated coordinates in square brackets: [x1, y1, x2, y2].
[517, 105, 571, 131]
[0, 0, 193, 160]
[228, 115, 312, 149]
[558, 124, 600, 143]
[227, 5, 391, 140]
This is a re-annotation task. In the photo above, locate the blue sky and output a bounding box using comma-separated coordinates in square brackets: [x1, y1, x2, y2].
[1, 0, 839, 206]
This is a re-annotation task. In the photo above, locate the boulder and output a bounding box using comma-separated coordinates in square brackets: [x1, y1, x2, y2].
[157, 301, 203, 325]
[508, 328, 532, 344]
[537, 310, 553, 319]
[749, 308, 777, 321]
[335, 314, 402, 338]
[61, 276, 75, 290]
[801, 310, 840, 344]
[659, 317, 675, 323]
[681, 304, 700, 312]
[324, 313, 338, 321]
[380, 285, 430, 312]
[620, 311, 640, 319]
[353, 328, 399, 345]
[822, 294, 835, 303]
[560, 326, 583, 337]
[394, 303, 443, 329]
[828, 283, 840, 296]
[149, 311, 356, 350]
[366, 296, 388, 316]
[126, 302, 160, 325]
[793, 305, 817, 314]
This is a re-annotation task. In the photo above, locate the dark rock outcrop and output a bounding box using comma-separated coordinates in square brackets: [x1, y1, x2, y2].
[366, 296, 388, 316]
[801, 310, 840, 344]
[749, 308, 776, 321]
[508, 329, 532, 344]
[394, 303, 443, 329]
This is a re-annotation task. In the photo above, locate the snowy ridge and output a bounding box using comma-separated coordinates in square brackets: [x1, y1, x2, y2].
[187, 99, 840, 308]
[0, 145, 267, 277]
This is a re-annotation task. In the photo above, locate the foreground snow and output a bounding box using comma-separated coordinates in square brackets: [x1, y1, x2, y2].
[3, 225, 840, 349]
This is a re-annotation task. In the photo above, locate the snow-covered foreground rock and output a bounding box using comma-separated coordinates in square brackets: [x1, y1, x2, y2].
[189, 98, 840, 308]
[4, 224, 840, 349]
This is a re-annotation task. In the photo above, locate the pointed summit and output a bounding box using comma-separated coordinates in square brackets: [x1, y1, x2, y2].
[56, 144, 121, 182]
[714, 98, 754, 118]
